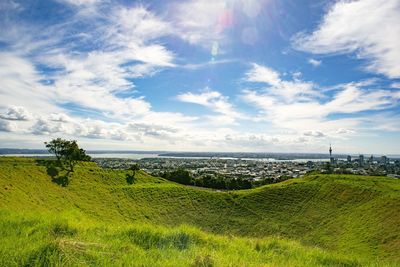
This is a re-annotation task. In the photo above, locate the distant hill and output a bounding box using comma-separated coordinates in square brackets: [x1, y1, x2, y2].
[0, 157, 399, 266]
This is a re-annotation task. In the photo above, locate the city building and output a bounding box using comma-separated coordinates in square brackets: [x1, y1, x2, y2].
[359, 155, 365, 166]
[365, 155, 374, 165]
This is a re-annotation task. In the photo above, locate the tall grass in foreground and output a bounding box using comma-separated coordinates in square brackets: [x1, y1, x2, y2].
[0, 210, 390, 267]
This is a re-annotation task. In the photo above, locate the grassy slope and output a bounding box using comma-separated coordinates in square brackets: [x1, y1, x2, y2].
[2, 211, 370, 267]
[0, 157, 399, 266]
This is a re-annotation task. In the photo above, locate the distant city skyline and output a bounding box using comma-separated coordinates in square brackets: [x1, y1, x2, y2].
[0, 0, 399, 153]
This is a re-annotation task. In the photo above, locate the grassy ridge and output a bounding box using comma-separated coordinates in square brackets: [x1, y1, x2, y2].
[1, 210, 369, 267]
[0, 157, 399, 266]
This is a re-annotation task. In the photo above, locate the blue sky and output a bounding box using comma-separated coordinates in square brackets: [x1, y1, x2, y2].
[0, 0, 399, 154]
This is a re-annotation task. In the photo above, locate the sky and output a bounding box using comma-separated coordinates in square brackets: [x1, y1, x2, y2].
[0, 0, 399, 154]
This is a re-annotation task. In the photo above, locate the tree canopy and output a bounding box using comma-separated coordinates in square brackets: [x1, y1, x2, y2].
[45, 138, 91, 172]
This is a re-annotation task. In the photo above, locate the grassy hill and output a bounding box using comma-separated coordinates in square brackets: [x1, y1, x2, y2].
[0, 157, 399, 266]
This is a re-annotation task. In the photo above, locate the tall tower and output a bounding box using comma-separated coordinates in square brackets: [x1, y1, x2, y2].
[329, 144, 335, 165]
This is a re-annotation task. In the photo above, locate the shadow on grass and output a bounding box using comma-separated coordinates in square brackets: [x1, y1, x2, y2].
[36, 159, 71, 187]
[126, 173, 135, 185]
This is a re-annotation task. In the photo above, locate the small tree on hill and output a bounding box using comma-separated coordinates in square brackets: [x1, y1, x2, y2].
[45, 138, 68, 161]
[45, 138, 91, 173]
[126, 164, 140, 185]
[130, 163, 140, 176]
[63, 141, 91, 172]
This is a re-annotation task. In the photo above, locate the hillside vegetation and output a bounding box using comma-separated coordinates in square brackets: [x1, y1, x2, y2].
[0, 157, 399, 266]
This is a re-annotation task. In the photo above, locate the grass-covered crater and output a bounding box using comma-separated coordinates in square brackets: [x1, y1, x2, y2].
[0, 157, 399, 266]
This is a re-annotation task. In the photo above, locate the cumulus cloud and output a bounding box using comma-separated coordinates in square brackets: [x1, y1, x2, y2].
[303, 130, 325, 138]
[336, 128, 355, 135]
[31, 119, 63, 135]
[129, 122, 178, 138]
[293, 0, 400, 78]
[49, 113, 71, 122]
[0, 119, 16, 132]
[0, 106, 32, 121]
[8, 108, 191, 144]
[28, 116, 132, 141]
[80, 124, 130, 141]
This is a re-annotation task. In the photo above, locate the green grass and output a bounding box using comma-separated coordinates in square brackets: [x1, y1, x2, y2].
[0, 157, 399, 266]
[1, 210, 371, 267]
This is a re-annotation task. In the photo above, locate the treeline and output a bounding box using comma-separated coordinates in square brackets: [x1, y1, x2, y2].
[159, 168, 290, 190]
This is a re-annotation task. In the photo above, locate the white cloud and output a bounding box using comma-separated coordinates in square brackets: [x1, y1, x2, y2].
[245, 63, 319, 103]
[77, 122, 131, 141]
[170, 0, 230, 48]
[293, 0, 400, 78]
[242, 63, 400, 139]
[362, 113, 400, 132]
[177, 88, 244, 124]
[31, 119, 63, 135]
[177, 90, 223, 106]
[111, 6, 172, 43]
[129, 122, 179, 140]
[57, 0, 101, 6]
[0, 4, 179, 122]
[1, 1, 399, 153]
[0, 104, 200, 147]
[0, 53, 59, 114]
[28, 115, 133, 141]
[0, 120, 17, 132]
[336, 128, 355, 135]
[308, 58, 321, 67]
[49, 113, 71, 122]
[246, 63, 281, 86]
[180, 59, 236, 70]
[169, 0, 267, 51]
[0, 106, 32, 121]
[303, 130, 325, 138]
[0, 4, 214, 148]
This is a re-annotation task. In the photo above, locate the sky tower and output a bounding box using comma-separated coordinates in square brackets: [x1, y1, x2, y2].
[329, 144, 335, 165]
